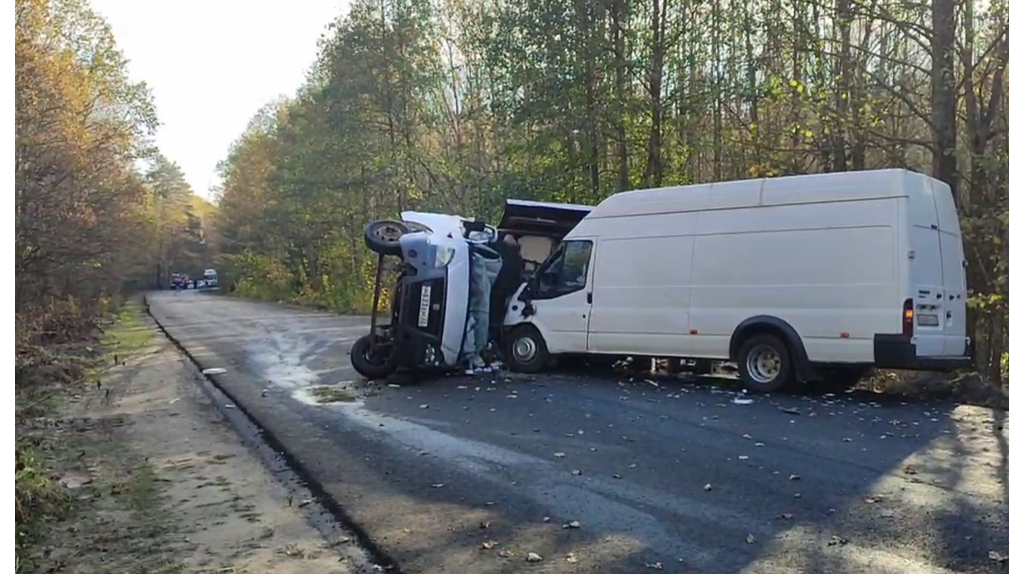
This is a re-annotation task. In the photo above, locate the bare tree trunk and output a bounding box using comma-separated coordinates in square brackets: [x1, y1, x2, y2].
[611, 0, 630, 192]
[644, 0, 666, 187]
[930, 0, 959, 203]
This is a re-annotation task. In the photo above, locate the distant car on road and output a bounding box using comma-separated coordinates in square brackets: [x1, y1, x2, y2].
[170, 273, 186, 290]
[202, 268, 219, 289]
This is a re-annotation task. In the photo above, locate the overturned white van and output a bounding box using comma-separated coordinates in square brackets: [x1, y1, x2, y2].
[502, 169, 973, 392]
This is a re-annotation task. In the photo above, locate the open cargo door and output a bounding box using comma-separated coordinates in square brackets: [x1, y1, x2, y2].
[498, 199, 592, 238]
[498, 199, 593, 273]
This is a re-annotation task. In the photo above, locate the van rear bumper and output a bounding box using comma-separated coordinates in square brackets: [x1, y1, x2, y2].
[873, 334, 973, 371]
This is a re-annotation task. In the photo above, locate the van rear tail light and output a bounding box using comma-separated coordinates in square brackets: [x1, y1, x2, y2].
[902, 298, 914, 337]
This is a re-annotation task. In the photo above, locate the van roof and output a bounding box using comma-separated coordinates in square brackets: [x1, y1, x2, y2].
[587, 169, 937, 219]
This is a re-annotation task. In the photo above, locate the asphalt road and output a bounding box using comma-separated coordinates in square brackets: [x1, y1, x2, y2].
[147, 291, 1009, 574]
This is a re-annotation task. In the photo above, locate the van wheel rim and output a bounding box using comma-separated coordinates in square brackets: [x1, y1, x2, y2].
[746, 345, 781, 384]
[513, 337, 537, 363]
[372, 222, 404, 242]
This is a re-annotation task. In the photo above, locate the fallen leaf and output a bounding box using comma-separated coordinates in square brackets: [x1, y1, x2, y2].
[988, 550, 1008, 563]
[526, 552, 543, 562]
[828, 535, 848, 547]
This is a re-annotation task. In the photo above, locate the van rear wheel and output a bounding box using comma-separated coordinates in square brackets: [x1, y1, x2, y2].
[737, 334, 794, 393]
[505, 326, 549, 373]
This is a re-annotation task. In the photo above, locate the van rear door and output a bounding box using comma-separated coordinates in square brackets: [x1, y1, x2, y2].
[932, 181, 968, 356]
[906, 175, 967, 358]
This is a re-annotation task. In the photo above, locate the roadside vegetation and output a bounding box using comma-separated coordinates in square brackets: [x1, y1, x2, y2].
[15, 0, 213, 566]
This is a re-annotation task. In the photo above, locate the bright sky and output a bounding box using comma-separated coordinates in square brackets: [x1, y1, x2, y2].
[91, 1, 349, 200]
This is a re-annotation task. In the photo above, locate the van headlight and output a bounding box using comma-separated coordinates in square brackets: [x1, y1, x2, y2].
[434, 245, 456, 268]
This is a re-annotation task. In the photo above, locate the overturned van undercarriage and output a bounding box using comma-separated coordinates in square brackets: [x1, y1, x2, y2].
[349, 199, 591, 379]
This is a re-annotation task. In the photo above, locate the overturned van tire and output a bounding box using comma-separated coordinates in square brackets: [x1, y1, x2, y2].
[505, 326, 550, 374]
[737, 334, 794, 393]
[364, 220, 408, 256]
[351, 334, 397, 380]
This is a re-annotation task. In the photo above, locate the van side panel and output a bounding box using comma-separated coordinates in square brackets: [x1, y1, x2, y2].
[689, 198, 900, 363]
[585, 213, 697, 355]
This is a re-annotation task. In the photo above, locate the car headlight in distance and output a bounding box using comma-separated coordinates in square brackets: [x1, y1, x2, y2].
[435, 244, 456, 268]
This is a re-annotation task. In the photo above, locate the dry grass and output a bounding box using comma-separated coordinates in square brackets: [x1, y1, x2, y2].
[862, 370, 1008, 409]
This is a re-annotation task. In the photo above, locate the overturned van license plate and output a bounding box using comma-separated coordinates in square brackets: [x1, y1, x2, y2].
[418, 285, 432, 327]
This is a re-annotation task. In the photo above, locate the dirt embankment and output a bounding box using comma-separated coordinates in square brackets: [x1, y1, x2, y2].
[17, 307, 371, 574]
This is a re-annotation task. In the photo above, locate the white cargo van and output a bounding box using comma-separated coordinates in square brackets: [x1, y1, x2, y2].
[501, 169, 973, 392]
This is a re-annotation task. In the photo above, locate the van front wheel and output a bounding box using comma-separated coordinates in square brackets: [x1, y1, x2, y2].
[737, 334, 794, 393]
[351, 334, 397, 380]
[505, 326, 549, 373]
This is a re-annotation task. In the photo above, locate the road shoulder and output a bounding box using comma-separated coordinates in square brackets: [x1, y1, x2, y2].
[18, 306, 365, 574]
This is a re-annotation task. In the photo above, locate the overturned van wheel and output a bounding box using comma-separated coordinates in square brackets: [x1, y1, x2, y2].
[505, 326, 549, 374]
[351, 334, 397, 380]
[364, 220, 408, 256]
[737, 334, 793, 393]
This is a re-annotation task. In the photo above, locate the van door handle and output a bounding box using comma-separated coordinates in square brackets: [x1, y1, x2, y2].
[586, 293, 593, 304]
